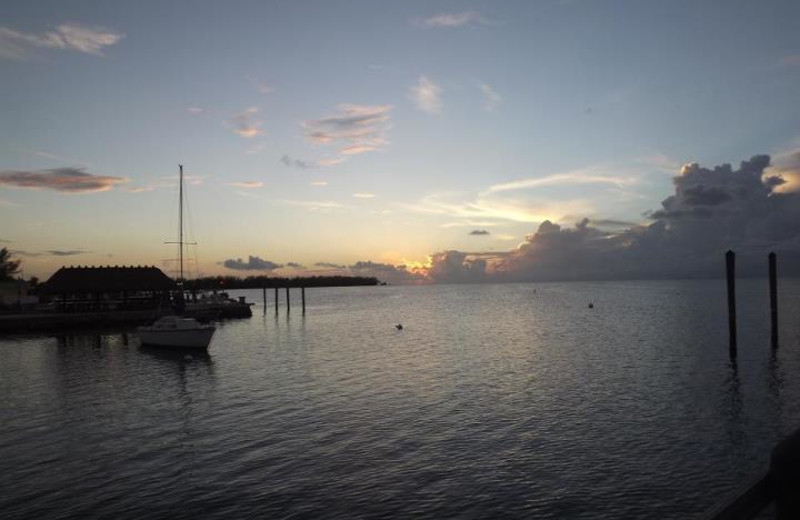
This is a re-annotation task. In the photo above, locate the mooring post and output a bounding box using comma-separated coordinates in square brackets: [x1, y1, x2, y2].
[302, 286, 306, 314]
[286, 287, 290, 313]
[262, 286, 267, 315]
[769, 252, 778, 348]
[274, 287, 278, 315]
[726, 250, 737, 359]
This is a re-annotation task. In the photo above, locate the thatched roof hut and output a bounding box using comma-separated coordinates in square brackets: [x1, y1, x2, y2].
[41, 266, 176, 295]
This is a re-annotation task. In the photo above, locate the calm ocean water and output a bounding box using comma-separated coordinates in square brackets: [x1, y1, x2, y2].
[2, 280, 800, 519]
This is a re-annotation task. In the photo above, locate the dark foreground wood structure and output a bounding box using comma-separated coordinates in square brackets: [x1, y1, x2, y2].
[703, 429, 800, 519]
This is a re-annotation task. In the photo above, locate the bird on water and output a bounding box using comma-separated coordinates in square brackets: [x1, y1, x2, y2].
[395, 324, 403, 330]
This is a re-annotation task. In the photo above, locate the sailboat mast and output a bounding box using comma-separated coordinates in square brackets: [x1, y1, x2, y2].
[179, 164, 184, 282]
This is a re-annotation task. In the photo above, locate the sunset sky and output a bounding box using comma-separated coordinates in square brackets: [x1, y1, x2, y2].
[2, 1, 800, 282]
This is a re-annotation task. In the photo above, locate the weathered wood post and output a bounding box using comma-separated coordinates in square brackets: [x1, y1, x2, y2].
[262, 286, 267, 316]
[769, 252, 778, 348]
[274, 287, 278, 315]
[302, 286, 306, 314]
[771, 429, 800, 519]
[726, 250, 737, 359]
[286, 287, 290, 313]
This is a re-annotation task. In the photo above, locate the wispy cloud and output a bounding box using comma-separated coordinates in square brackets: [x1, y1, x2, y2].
[281, 154, 345, 169]
[315, 262, 347, 269]
[469, 229, 490, 236]
[479, 83, 501, 111]
[187, 106, 204, 114]
[282, 200, 345, 211]
[0, 167, 127, 193]
[488, 169, 638, 193]
[310, 181, 328, 186]
[416, 12, 491, 28]
[48, 249, 87, 256]
[441, 220, 499, 228]
[229, 181, 264, 189]
[778, 54, 800, 67]
[302, 104, 392, 156]
[228, 107, 264, 138]
[410, 76, 442, 114]
[0, 23, 124, 60]
[407, 192, 594, 225]
[353, 192, 375, 199]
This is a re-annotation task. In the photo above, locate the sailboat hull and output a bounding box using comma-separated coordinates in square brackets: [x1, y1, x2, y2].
[138, 327, 215, 349]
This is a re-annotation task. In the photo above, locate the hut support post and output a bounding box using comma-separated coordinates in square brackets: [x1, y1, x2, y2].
[769, 252, 778, 348]
[274, 287, 278, 315]
[286, 287, 290, 313]
[726, 250, 737, 360]
[302, 287, 306, 314]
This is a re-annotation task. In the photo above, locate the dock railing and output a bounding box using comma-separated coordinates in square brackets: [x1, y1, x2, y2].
[702, 429, 800, 519]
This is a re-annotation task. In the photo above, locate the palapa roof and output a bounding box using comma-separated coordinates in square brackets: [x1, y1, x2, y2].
[41, 266, 177, 294]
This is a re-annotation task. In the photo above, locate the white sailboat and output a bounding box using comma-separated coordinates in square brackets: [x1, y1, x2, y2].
[138, 164, 215, 350]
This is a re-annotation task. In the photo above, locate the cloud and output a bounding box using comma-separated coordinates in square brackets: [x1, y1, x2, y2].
[223, 255, 283, 271]
[314, 262, 347, 269]
[779, 54, 800, 67]
[286, 262, 304, 269]
[302, 104, 392, 156]
[228, 107, 264, 138]
[416, 12, 491, 28]
[282, 200, 344, 211]
[0, 23, 124, 60]
[229, 181, 264, 188]
[479, 83, 501, 111]
[348, 261, 422, 284]
[0, 167, 127, 193]
[48, 250, 86, 256]
[187, 106, 204, 114]
[488, 169, 637, 193]
[281, 154, 344, 169]
[427, 250, 490, 283]
[310, 181, 328, 186]
[407, 191, 594, 224]
[410, 76, 442, 114]
[767, 146, 800, 193]
[353, 192, 375, 199]
[469, 229, 490, 236]
[420, 155, 800, 283]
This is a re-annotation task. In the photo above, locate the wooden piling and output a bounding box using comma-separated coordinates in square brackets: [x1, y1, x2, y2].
[769, 252, 778, 348]
[274, 287, 278, 315]
[262, 287, 267, 315]
[302, 287, 306, 314]
[286, 287, 290, 313]
[726, 250, 737, 359]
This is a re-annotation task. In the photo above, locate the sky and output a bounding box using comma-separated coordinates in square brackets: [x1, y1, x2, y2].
[1, 0, 800, 283]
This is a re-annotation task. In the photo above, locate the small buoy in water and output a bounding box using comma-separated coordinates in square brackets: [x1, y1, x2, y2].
[395, 324, 403, 330]
[588, 302, 594, 309]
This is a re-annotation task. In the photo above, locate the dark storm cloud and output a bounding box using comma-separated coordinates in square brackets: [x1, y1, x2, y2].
[469, 229, 490, 236]
[0, 167, 126, 193]
[223, 256, 283, 271]
[425, 155, 800, 283]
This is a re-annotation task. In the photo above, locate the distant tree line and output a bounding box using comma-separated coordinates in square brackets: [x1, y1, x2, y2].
[181, 275, 380, 290]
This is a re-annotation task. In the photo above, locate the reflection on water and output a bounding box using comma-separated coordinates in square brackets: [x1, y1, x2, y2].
[2, 279, 800, 519]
